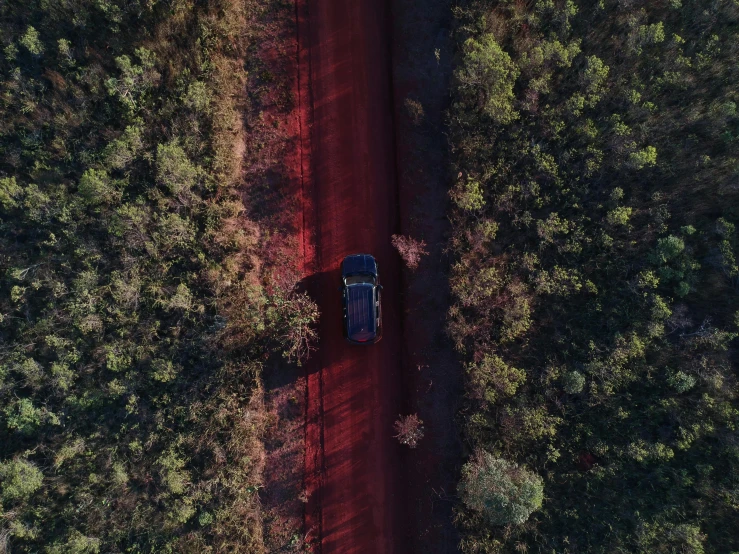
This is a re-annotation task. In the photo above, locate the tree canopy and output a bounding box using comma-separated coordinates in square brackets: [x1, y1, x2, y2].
[0, 0, 315, 551]
[449, 1, 739, 552]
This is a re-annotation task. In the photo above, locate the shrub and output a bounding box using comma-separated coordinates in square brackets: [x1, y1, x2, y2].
[656, 235, 685, 262]
[459, 450, 544, 526]
[638, 22, 666, 45]
[628, 146, 658, 169]
[269, 287, 320, 366]
[404, 97, 425, 125]
[606, 206, 633, 226]
[394, 414, 425, 448]
[391, 234, 429, 270]
[156, 141, 200, 201]
[0, 176, 21, 209]
[184, 81, 212, 114]
[675, 280, 691, 297]
[562, 370, 585, 394]
[668, 370, 697, 393]
[638, 522, 706, 554]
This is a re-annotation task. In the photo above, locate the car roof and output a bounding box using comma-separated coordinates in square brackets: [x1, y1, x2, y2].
[346, 283, 376, 342]
[342, 254, 377, 277]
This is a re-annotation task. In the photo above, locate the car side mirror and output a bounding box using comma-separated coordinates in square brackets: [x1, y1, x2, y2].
[377, 285, 383, 290]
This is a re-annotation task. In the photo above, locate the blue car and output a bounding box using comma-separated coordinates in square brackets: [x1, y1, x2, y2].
[340, 254, 383, 344]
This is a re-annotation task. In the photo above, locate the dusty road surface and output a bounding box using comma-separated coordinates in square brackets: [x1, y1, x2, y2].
[298, 0, 405, 553]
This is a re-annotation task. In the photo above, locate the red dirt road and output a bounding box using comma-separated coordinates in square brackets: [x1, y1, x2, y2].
[298, 0, 405, 552]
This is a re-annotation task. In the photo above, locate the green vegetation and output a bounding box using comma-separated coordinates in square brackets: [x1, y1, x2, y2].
[459, 451, 544, 527]
[0, 0, 315, 551]
[449, 1, 739, 552]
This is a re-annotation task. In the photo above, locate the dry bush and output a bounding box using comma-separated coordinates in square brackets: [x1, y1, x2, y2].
[391, 234, 429, 270]
[394, 414, 425, 448]
[404, 96, 425, 125]
[275, 288, 320, 366]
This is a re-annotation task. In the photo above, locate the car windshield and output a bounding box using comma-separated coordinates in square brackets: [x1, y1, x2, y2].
[345, 274, 375, 285]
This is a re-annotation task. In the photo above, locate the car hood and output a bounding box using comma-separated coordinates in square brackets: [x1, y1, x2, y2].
[346, 283, 376, 342]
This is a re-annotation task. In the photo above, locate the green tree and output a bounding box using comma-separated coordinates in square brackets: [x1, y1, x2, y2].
[455, 33, 519, 124]
[4, 398, 45, 434]
[606, 206, 633, 226]
[156, 142, 200, 201]
[562, 370, 585, 394]
[451, 178, 485, 212]
[656, 235, 685, 262]
[459, 450, 544, 526]
[468, 354, 526, 403]
[46, 531, 102, 554]
[20, 26, 44, 55]
[0, 458, 43, 503]
[78, 169, 121, 206]
[628, 146, 658, 170]
[0, 176, 21, 209]
[582, 55, 609, 105]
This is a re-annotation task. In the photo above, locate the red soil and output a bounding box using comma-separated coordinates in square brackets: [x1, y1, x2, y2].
[297, 0, 405, 552]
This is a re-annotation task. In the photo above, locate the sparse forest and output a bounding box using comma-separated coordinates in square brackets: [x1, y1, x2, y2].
[449, 1, 739, 552]
[4, 0, 739, 551]
[0, 0, 315, 552]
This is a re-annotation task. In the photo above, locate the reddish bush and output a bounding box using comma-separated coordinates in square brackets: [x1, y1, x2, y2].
[391, 234, 429, 270]
[393, 414, 425, 448]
